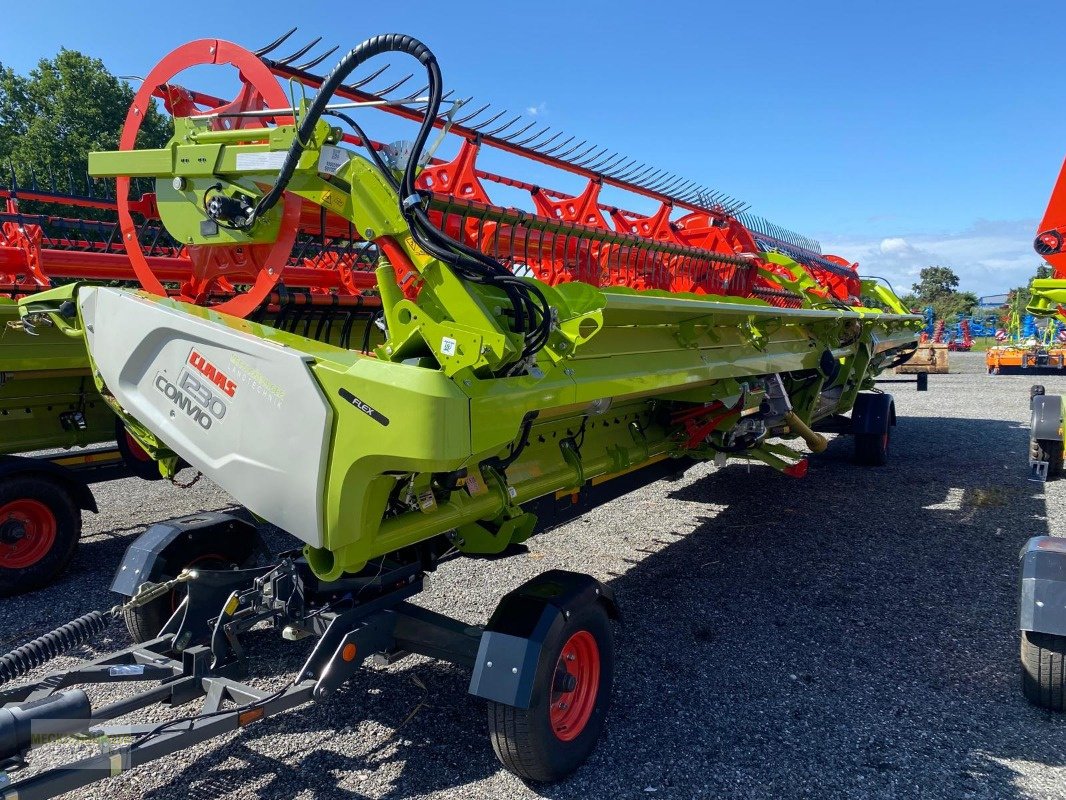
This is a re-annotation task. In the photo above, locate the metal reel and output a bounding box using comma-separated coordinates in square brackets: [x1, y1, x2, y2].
[116, 39, 302, 317]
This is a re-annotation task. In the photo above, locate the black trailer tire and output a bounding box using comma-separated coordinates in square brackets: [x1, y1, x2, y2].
[115, 420, 164, 482]
[0, 477, 80, 596]
[123, 549, 242, 643]
[855, 425, 891, 466]
[1031, 438, 1064, 478]
[1021, 630, 1066, 711]
[486, 602, 614, 782]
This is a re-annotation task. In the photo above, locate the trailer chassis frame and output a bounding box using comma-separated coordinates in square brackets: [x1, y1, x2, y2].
[0, 531, 610, 799]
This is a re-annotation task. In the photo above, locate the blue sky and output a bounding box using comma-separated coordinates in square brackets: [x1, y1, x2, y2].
[2, 0, 1061, 296]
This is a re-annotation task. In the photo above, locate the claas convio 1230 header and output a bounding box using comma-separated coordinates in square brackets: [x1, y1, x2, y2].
[0, 32, 919, 795]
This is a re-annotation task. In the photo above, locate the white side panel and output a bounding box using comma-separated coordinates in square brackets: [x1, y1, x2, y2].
[80, 287, 330, 547]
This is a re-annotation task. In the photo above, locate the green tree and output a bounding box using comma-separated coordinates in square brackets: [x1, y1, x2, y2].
[911, 265, 960, 303]
[0, 49, 170, 212]
[908, 265, 976, 320]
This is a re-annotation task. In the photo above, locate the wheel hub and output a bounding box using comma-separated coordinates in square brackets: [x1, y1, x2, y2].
[0, 518, 27, 544]
[0, 499, 58, 569]
[549, 630, 600, 741]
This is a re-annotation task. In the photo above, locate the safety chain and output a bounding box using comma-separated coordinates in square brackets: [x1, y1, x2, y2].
[169, 470, 203, 489]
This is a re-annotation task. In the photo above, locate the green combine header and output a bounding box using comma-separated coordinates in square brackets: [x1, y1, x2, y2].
[0, 32, 919, 796]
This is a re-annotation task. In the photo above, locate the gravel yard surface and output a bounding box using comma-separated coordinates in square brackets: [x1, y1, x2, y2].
[3, 351, 1065, 799]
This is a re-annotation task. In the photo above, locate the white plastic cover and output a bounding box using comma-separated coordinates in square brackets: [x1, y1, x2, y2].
[80, 287, 332, 547]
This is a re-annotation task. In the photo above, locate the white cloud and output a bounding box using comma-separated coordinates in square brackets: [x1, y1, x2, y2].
[525, 102, 548, 116]
[819, 219, 1041, 298]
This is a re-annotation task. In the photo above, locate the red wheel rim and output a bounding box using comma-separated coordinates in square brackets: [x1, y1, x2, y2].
[0, 499, 57, 569]
[117, 39, 301, 318]
[124, 430, 152, 462]
[549, 630, 600, 741]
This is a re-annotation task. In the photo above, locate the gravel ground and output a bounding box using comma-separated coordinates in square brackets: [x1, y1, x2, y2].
[3, 351, 1066, 799]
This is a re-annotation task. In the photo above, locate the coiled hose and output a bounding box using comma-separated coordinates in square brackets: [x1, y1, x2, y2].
[0, 610, 112, 685]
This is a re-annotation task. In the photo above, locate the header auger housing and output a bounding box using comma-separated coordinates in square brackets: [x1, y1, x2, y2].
[5, 31, 919, 793]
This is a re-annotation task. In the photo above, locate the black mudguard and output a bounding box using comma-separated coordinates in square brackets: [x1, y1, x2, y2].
[1019, 536, 1066, 637]
[468, 569, 618, 708]
[110, 512, 266, 598]
[0, 455, 97, 513]
[1030, 394, 1063, 443]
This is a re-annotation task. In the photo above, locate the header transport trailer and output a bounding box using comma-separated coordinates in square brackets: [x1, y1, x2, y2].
[0, 32, 919, 794]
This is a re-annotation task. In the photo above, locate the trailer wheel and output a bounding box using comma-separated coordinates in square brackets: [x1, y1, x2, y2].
[486, 601, 614, 782]
[1030, 438, 1064, 478]
[123, 549, 239, 643]
[1021, 630, 1066, 711]
[855, 424, 891, 466]
[115, 420, 164, 482]
[0, 477, 80, 596]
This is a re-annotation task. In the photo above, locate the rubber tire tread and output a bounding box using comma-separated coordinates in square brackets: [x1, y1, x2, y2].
[855, 428, 890, 466]
[1021, 630, 1066, 711]
[486, 602, 613, 782]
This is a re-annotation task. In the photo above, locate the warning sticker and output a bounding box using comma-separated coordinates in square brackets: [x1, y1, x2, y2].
[235, 151, 287, 171]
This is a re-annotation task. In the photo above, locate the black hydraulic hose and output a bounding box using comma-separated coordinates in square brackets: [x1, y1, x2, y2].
[252, 33, 553, 363]
[0, 610, 112, 685]
[324, 111, 399, 192]
[248, 34, 438, 228]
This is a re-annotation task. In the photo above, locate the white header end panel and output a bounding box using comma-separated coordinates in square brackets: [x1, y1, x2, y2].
[80, 287, 331, 547]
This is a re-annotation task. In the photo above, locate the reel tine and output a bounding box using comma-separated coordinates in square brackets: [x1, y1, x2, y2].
[610, 160, 642, 180]
[294, 45, 338, 71]
[636, 168, 666, 186]
[553, 139, 588, 160]
[671, 180, 696, 197]
[276, 37, 322, 67]
[528, 130, 563, 151]
[512, 126, 551, 147]
[498, 120, 537, 143]
[662, 177, 688, 194]
[588, 152, 621, 171]
[255, 27, 298, 58]
[646, 173, 677, 192]
[573, 147, 609, 168]
[397, 84, 430, 103]
[454, 103, 491, 126]
[414, 89, 456, 113]
[538, 135, 575, 156]
[615, 162, 649, 181]
[565, 144, 598, 163]
[374, 73, 414, 96]
[347, 64, 391, 90]
[481, 114, 521, 137]
[469, 109, 507, 132]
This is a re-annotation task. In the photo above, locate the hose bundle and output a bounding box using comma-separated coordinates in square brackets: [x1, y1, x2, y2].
[246, 34, 553, 369]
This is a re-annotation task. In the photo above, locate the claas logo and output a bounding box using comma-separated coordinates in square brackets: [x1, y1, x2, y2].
[188, 350, 237, 397]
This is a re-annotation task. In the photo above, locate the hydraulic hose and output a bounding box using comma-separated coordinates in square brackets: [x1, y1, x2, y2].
[249, 34, 438, 228]
[248, 33, 553, 365]
[0, 610, 112, 685]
